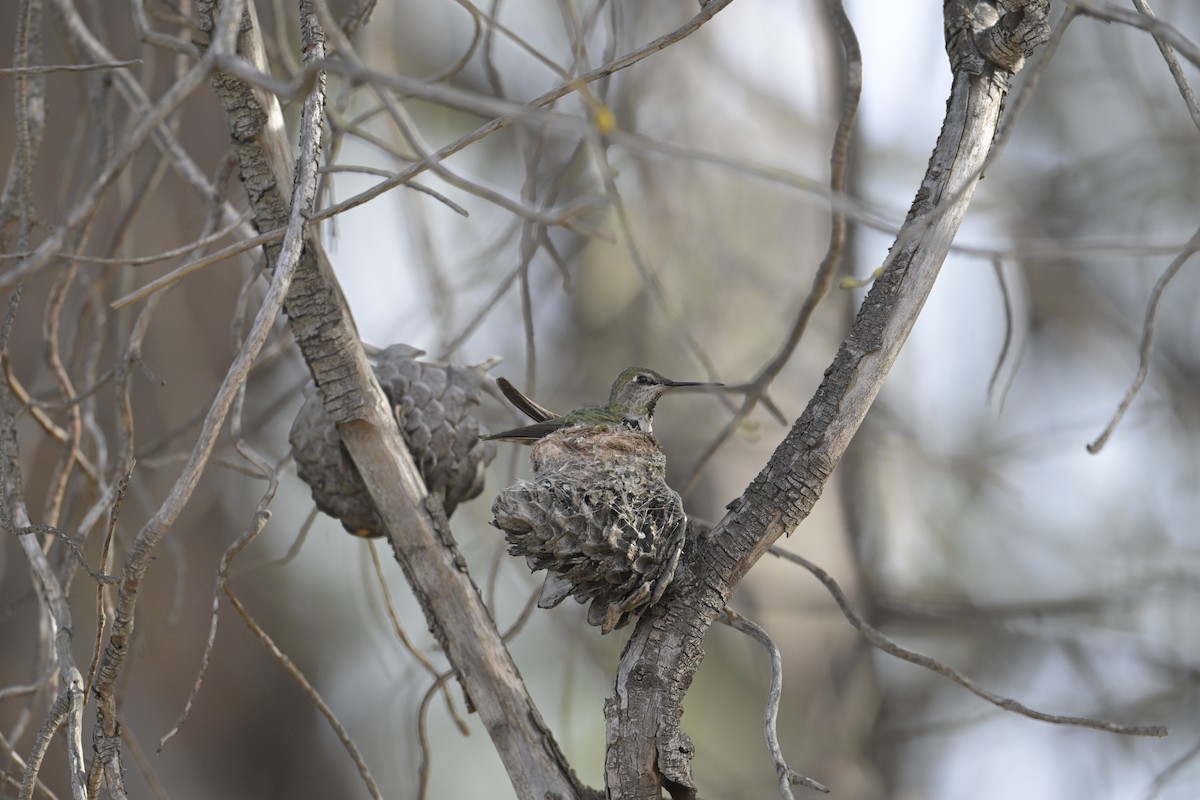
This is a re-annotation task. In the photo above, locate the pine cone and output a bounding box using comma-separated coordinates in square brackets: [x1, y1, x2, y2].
[491, 428, 687, 634]
[290, 345, 497, 537]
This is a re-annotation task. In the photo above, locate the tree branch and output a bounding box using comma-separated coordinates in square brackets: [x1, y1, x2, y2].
[604, 2, 1053, 797]
[195, 1, 589, 797]
[770, 547, 1167, 738]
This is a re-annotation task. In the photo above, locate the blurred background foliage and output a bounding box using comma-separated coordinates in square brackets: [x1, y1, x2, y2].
[2, 1, 1199, 798]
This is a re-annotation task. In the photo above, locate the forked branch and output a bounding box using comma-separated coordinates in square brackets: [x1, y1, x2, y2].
[605, 3, 1054, 797]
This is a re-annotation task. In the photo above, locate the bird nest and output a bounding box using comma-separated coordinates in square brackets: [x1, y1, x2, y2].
[290, 345, 495, 537]
[491, 427, 687, 633]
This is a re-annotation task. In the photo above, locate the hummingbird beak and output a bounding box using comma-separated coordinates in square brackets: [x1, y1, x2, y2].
[663, 379, 724, 390]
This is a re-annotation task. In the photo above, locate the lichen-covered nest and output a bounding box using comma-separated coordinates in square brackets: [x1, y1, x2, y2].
[290, 344, 496, 537]
[491, 428, 687, 634]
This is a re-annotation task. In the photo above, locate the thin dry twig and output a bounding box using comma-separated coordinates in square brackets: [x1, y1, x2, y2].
[88, 1, 319, 788]
[222, 518, 384, 800]
[681, 0, 862, 496]
[0, 58, 141, 74]
[41, 211, 252, 267]
[19, 695, 71, 800]
[768, 546, 1169, 738]
[85, 459, 135, 700]
[158, 311, 288, 751]
[720, 608, 830, 799]
[0, 726, 59, 800]
[1, 518, 119, 585]
[319, 166, 469, 216]
[1139, 734, 1200, 800]
[366, 539, 470, 736]
[1087, 225, 1200, 453]
[108, 226, 281, 309]
[156, 570, 222, 754]
[132, 0, 198, 56]
[985, 256, 1024, 410]
[2, 7, 232, 294]
[232, 505, 317, 575]
[3, 301, 90, 800]
[1072, 2, 1200, 69]
[499, 585, 543, 644]
[4, 362, 99, 480]
[1130, 0, 1200, 132]
[0, 668, 53, 703]
[416, 669, 457, 800]
[118, 726, 169, 800]
[46, 0, 253, 237]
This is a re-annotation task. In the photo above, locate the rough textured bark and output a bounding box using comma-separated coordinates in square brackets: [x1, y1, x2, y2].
[603, 2, 1051, 797]
[196, 1, 588, 798]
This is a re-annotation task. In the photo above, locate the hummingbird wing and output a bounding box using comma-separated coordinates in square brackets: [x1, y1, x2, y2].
[480, 420, 566, 444]
[496, 377, 558, 422]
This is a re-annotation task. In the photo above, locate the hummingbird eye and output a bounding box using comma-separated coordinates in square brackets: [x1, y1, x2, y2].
[634, 374, 652, 384]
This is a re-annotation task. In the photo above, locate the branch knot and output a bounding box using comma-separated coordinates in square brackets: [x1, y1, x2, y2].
[973, 0, 1051, 73]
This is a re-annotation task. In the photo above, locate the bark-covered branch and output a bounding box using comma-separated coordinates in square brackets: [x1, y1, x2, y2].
[603, 3, 1052, 797]
[193, 1, 587, 797]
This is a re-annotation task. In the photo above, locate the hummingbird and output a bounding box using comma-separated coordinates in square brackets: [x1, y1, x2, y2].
[483, 366, 722, 444]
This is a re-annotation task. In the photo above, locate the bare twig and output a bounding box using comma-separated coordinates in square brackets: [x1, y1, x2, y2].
[0, 667, 53, 702]
[165, 349, 286, 752]
[118, 726, 170, 800]
[318, 166, 469, 216]
[19, 695, 70, 800]
[499, 586, 543, 644]
[0, 725, 59, 800]
[108, 226, 281, 309]
[605, 5, 1067, 796]
[366, 539, 470, 736]
[4, 362, 99, 480]
[1072, 2, 1200, 68]
[131, 0, 198, 57]
[985, 256, 1023, 410]
[156, 562, 222, 754]
[720, 609, 830, 799]
[1130, 0, 1200, 131]
[85, 459, 134, 699]
[416, 669, 456, 800]
[1, 8, 229, 294]
[768, 546, 1169, 738]
[87, 1, 316, 790]
[232, 505, 317, 575]
[1088, 225, 1200, 453]
[0, 58, 141, 74]
[681, 0, 862, 496]
[222, 517, 384, 800]
[41, 263, 83, 524]
[3, 286, 89, 800]
[1140, 735, 1200, 800]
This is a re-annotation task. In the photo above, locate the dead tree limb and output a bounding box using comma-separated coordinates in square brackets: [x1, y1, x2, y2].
[193, 1, 587, 797]
[603, 3, 1053, 798]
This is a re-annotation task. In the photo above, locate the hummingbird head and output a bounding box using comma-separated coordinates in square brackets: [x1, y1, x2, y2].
[608, 367, 721, 427]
